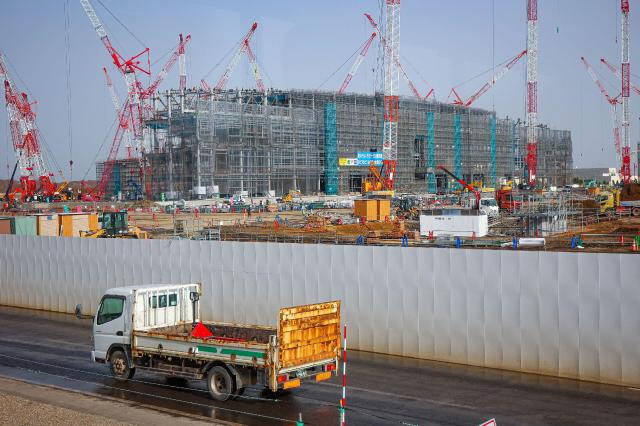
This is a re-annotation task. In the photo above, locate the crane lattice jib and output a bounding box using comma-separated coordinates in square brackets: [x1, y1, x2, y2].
[526, 0, 538, 186]
[580, 57, 622, 159]
[0, 52, 49, 182]
[456, 50, 527, 107]
[382, 0, 400, 191]
[214, 22, 258, 92]
[93, 98, 133, 199]
[244, 41, 266, 93]
[364, 13, 429, 101]
[142, 35, 191, 98]
[179, 34, 187, 92]
[338, 33, 377, 95]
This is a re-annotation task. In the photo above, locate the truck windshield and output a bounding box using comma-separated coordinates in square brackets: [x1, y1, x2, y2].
[481, 199, 497, 206]
[97, 296, 124, 325]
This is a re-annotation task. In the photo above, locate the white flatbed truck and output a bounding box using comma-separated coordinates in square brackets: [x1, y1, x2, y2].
[77, 283, 341, 401]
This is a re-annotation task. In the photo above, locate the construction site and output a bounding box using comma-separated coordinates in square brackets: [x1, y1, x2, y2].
[4, 1, 640, 425]
[1, 0, 638, 252]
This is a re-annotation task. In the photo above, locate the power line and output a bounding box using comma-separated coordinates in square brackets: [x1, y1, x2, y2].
[95, 0, 147, 48]
[64, 0, 73, 180]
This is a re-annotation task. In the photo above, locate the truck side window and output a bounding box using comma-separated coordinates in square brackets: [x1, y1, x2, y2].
[97, 296, 124, 325]
[159, 295, 167, 308]
[169, 294, 177, 307]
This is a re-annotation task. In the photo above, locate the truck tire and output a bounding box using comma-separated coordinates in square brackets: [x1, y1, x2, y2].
[632, 207, 640, 217]
[109, 350, 135, 382]
[207, 366, 235, 401]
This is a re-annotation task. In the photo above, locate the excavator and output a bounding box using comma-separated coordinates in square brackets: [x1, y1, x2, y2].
[437, 165, 481, 210]
[80, 211, 149, 239]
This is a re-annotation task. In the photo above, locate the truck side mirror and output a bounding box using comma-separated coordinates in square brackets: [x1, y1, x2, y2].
[75, 304, 83, 319]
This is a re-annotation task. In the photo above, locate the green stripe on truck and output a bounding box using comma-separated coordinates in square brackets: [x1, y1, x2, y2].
[197, 346, 217, 354]
[220, 348, 265, 359]
[197, 346, 265, 359]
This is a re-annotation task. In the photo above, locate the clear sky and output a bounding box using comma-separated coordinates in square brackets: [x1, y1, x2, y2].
[0, 0, 638, 180]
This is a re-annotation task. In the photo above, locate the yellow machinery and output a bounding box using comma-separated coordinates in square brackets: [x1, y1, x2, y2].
[282, 189, 302, 203]
[80, 212, 149, 239]
[362, 164, 384, 193]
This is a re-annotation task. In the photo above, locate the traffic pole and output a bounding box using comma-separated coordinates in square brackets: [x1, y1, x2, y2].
[339, 324, 347, 425]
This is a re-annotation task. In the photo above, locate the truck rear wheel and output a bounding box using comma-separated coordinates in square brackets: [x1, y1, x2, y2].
[632, 207, 640, 217]
[109, 350, 135, 382]
[207, 366, 235, 401]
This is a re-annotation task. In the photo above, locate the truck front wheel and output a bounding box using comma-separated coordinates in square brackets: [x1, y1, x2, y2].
[207, 366, 235, 401]
[109, 350, 135, 382]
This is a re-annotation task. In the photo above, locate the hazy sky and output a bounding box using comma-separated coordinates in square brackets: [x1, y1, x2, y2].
[0, 0, 638, 180]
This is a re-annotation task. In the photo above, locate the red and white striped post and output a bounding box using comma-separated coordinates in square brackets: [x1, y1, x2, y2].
[339, 324, 347, 425]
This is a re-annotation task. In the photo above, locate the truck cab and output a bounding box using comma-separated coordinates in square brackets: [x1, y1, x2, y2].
[480, 197, 499, 216]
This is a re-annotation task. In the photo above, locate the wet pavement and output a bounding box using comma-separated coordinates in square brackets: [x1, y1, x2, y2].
[1, 305, 640, 425]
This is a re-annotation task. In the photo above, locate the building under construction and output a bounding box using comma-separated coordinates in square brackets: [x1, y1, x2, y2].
[97, 88, 573, 199]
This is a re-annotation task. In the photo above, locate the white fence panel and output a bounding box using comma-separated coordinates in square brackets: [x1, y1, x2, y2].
[1, 235, 639, 387]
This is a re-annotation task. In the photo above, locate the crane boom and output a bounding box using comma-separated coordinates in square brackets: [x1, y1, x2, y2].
[599, 58, 640, 97]
[0, 50, 53, 199]
[581, 57, 622, 157]
[580, 57, 619, 105]
[451, 50, 527, 107]
[178, 33, 187, 92]
[141, 34, 191, 98]
[364, 13, 433, 100]
[243, 40, 266, 93]
[212, 22, 258, 92]
[90, 98, 133, 200]
[338, 32, 377, 95]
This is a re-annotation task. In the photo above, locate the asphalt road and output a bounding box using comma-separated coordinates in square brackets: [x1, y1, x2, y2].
[0, 305, 639, 425]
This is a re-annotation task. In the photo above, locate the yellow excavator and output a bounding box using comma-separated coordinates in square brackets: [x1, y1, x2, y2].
[80, 212, 149, 239]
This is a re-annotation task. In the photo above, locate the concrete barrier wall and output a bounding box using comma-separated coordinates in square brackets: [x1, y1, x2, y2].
[1, 235, 639, 387]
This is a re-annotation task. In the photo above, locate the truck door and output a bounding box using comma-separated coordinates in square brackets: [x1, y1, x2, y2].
[94, 295, 128, 361]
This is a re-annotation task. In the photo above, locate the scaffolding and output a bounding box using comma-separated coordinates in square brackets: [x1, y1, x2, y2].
[94, 88, 573, 199]
[490, 116, 496, 187]
[324, 102, 338, 195]
[426, 111, 436, 193]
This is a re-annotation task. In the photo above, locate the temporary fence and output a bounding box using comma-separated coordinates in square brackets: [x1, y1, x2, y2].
[1, 235, 639, 387]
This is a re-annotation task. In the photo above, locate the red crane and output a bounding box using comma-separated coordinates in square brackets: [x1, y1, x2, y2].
[338, 32, 377, 95]
[364, 13, 434, 100]
[580, 57, 622, 166]
[600, 58, 640, 96]
[449, 50, 527, 107]
[437, 165, 481, 209]
[80, 0, 149, 143]
[80, 0, 191, 200]
[0, 51, 55, 201]
[201, 22, 265, 94]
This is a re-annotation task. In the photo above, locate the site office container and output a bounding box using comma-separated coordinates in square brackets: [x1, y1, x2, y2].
[58, 213, 99, 237]
[354, 199, 390, 221]
[0, 217, 14, 235]
[13, 216, 37, 235]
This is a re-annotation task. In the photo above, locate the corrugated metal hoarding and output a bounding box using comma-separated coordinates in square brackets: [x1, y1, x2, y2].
[1, 235, 639, 387]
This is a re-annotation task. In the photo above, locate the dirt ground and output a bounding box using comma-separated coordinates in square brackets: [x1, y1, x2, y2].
[544, 216, 640, 252]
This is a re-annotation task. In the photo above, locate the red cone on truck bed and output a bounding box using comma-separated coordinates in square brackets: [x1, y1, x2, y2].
[191, 322, 213, 339]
